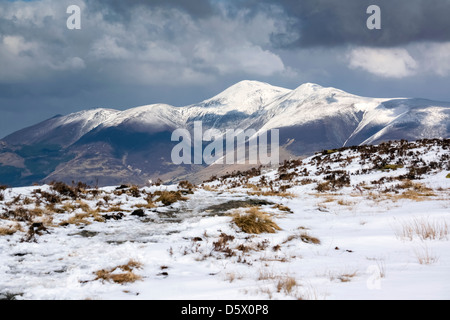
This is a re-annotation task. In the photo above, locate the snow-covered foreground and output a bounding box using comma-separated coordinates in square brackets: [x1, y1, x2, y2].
[0, 140, 449, 300]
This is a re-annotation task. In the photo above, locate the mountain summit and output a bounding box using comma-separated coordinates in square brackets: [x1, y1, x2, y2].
[1, 81, 449, 186]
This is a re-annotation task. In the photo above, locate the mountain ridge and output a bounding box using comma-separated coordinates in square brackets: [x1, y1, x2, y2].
[1, 80, 449, 186]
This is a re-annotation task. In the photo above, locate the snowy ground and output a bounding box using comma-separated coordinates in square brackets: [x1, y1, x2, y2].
[0, 140, 449, 300]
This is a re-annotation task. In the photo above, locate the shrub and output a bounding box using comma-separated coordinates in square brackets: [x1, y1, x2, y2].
[38, 191, 61, 204]
[324, 171, 351, 189]
[128, 186, 141, 198]
[316, 181, 332, 192]
[232, 207, 281, 234]
[51, 181, 77, 199]
[213, 233, 235, 257]
[2, 207, 34, 222]
[178, 180, 195, 193]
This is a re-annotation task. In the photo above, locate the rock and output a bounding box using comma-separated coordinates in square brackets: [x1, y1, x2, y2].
[131, 209, 146, 217]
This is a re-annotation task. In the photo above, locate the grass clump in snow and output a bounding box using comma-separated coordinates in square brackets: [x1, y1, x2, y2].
[381, 164, 404, 171]
[94, 260, 143, 284]
[446, 173, 450, 179]
[283, 230, 321, 245]
[155, 191, 188, 206]
[0, 223, 23, 236]
[232, 207, 281, 234]
[247, 190, 295, 198]
[315, 182, 332, 192]
[59, 201, 105, 226]
[414, 245, 439, 265]
[276, 276, 298, 294]
[396, 217, 448, 241]
[273, 204, 293, 213]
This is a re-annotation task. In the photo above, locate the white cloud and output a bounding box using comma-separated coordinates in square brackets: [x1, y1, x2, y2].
[418, 42, 450, 77]
[193, 41, 285, 76]
[0, 1, 290, 86]
[3, 35, 37, 55]
[347, 47, 418, 78]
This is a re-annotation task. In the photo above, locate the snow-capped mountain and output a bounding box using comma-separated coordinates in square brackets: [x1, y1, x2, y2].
[0, 81, 449, 186]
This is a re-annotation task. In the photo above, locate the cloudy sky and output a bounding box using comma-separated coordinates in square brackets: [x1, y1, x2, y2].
[1, 0, 450, 137]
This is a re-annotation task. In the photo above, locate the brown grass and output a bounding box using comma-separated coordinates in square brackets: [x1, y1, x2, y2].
[337, 271, 358, 283]
[327, 270, 358, 283]
[337, 199, 354, 206]
[0, 223, 23, 236]
[202, 185, 217, 192]
[316, 182, 332, 192]
[414, 245, 439, 265]
[245, 184, 261, 191]
[394, 190, 436, 201]
[103, 205, 126, 212]
[258, 270, 278, 281]
[232, 207, 281, 234]
[155, 191, 188, 206]
[396, 217, 448, 241]
[61, 202, 77, 213]
[94, 260, 143, 284]
[284, 232, 321, 245]
[393, 181, 436, 201]
[135, 195, 156, 209]
[273, 204, 293, 213]
[60, 213, 92, 226]
[276, 276, 298, 294]
[247, 190, 295, 198]
[300, 232, 321, 245]
[59, 202, 105, 226]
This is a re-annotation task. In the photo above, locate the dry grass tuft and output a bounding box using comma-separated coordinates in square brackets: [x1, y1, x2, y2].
[337, 199, 354, 206]
[232, 207, 281, 234]
[276, 276, 298, 294]
[299, 232, 321, 245]
[396, 217, 448, 241]
[337, 271, 358, 283]
[94, 260, 143, 284]
[273, 204, 293, 213]
[328, 270, 358, 283]
[59, 202, 105, 226]
[414, 245, 439, 265]
[0, 223, 24, 236]
[135, 194, 156, 210]
[247, 190, 295, 198]
[393, 181, 436, 201]
[155, 191, 188, 206]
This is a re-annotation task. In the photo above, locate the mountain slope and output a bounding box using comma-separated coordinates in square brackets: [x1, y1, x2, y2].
[0, 81, 449, 186]
[1, 139, 449, 300]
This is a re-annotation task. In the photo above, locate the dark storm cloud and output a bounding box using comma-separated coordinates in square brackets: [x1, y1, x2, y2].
[87, 0, 215, 20]
[251, 0, 450, 48]
[1, 0, 450, 139]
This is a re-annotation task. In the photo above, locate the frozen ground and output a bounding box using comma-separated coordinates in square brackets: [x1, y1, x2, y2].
[0, 139, 449, 300]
